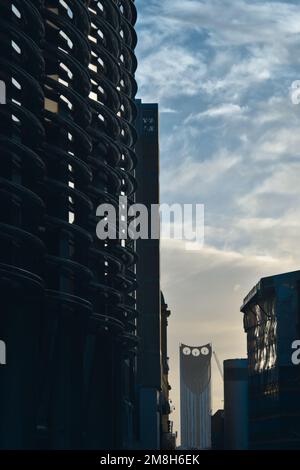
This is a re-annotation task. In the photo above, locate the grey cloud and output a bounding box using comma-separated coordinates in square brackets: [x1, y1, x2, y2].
[137, 0, 300, 433]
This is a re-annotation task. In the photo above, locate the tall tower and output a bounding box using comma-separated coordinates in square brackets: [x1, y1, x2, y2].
[0, 0, 138, 450]
[135, 100, 161, 449]
[180, 343, 212, 449]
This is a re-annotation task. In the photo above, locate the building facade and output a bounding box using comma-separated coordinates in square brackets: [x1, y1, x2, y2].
[160, 294, 176, 450]
[0, 0, 138, 449]
[180, 343, 212, 449]
[211, 410, 224, 450]
[241, 270, 300, 449]
[134, 100, 176, 450]
[135, 100, 160, 449]
[223, 359, 248, 449]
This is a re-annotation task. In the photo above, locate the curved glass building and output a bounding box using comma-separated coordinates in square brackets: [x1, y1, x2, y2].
[0, 0, 138, 450]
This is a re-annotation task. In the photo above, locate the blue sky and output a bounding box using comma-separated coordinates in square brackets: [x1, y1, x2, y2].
[136, 0, 300, 437]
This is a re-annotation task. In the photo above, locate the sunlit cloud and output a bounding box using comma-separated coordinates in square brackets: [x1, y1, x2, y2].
[136, 0, 300, 435]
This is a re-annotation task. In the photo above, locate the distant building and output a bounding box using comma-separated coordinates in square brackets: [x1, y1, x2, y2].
[180, 343, 212, 449]
[224, 359, 248, 449]
[241, 270, 300, 449]
[161, 294, 176, 450]
[211, 410, 224, 450]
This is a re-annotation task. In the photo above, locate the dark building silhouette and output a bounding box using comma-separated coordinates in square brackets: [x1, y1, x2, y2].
[223, 359, 248, 449]
[180, 343, 212, 449]
[211, 410, 224, 450]
[0, 0, 138, 450]
[160, 294, 176, 450]
[134, 100, 175, 450]
[135, 100, 160, 449]
[241, 270, 300, 449]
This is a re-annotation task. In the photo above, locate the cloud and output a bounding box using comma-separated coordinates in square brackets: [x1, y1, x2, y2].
[161, 150, 241, 199]
[161, 239, 300, 435]
[136, 0, 300, 438]
[160, 107, 179, 114]
[138, 0, 300, 104]
[150, 0, 300, 48]
[185, 103, 248, 123]
[137, 46, 207, 102]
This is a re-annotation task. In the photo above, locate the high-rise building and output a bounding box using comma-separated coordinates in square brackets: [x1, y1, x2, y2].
[223, 359, 248, 449]
[135, 100, 161, 449]
[241, 270, 300, 449]
[134, 100, 176, 450]
[0, 0, 138, 450]
[180, 343, 212, 449]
